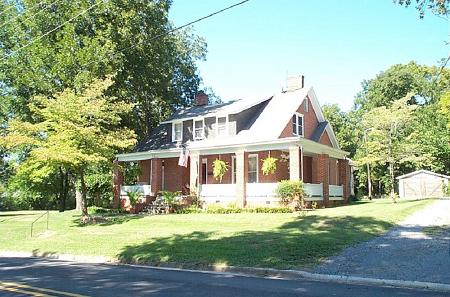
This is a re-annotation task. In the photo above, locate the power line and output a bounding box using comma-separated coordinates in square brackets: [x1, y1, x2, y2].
[0, 0, 62, 30]
[1, 0, 102, 63]
[0, 1, 15, 17]
[82, 0, 251, 69]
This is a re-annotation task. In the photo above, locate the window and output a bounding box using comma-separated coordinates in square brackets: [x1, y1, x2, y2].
[304, 98, 309, 112]
[292, 113, 304, 136]
[216, 116, 227, 137]
[172, 122, 182, 142]
[201, 158, 207, 184]
[248, 154, 258, 183]
[194, 119, 204, 140]
[231, 156, 236, 184]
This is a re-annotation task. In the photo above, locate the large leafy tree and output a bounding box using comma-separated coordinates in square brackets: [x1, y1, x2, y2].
[1, 78, 137, 216]
[357, 95, 433, 195]
[354, 62, 450, 112]
[0, 0, 206, 138]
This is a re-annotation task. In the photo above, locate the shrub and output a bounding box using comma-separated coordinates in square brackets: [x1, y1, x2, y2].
[160, 191, 181, 207]
[275, 179, 305, 210]
[175, 205, 203, 214]
[247, 207, 292, 213]
[88, 206, 125, 215]
[126, 188, 142, 207]
[205, 204, 292, 214]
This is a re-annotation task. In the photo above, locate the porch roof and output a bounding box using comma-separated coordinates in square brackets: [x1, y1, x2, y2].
[116, 137, 349, 162]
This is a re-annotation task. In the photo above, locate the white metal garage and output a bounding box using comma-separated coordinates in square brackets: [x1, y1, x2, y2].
[397, 170, 449, 199]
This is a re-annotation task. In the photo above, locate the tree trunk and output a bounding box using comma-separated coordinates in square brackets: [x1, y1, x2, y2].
[79, 169, 89, 217]
[58, 167, 68, 212]
[75, 188, 82, 211]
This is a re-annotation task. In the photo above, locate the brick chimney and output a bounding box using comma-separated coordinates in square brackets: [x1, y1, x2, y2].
[286, 75, 305, 91]
[194, 90, 209, 106]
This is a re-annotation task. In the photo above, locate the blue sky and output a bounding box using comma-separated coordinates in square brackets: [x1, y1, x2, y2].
[170, 0, 449, 111]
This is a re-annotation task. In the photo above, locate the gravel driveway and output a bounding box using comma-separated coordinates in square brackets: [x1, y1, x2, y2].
[314, 199, 450, 284]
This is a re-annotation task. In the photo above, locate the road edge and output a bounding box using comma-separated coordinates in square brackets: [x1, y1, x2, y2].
[1, 250, 450, 293]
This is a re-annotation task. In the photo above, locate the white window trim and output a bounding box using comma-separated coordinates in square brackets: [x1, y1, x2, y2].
[248, 154, 259, 183]
[193, 118, 205, 141]
[231, 155, 236, 184]
[293, 113, 304, 137]
[172, 121, 183, 142]
[216, 116, 228, 137]
[202, 158, 208, 184]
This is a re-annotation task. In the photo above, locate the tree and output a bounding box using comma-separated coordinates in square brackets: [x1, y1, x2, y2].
[440, 91, 450, 127]
[394, 0, 449, 18]
[1, 78, 137, 216]
[358, 95, 432, 196]
[354, 62, 450, 112]
[0, 0, 206, 138]
[322, 104, 362, 157]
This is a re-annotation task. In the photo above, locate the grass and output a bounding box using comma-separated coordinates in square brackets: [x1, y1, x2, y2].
[0, 198, 435, 269]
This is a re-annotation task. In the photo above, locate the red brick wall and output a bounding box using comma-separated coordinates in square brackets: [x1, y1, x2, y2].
[319, 131, 333, 147]
[199, 151, 289, 184]
[151, 159, 162, 195]
[312, 154, 329, 203]
[162, 157, 189, 193]
[279, 96, 319, 140]
[329, 157, 338, 185]
[138, 160, 151, 184]
[201, 154, 233, 184]
[256, 150, 289, 183]
[302, 156, 312, 183]
[338, 159, 350, 201]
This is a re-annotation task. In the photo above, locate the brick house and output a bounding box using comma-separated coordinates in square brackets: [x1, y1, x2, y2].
[114, 76, 352, 209]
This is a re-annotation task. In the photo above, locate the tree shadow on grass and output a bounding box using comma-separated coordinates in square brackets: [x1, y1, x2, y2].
[117, 214, 395, 270]
[72, 213, 146, 227]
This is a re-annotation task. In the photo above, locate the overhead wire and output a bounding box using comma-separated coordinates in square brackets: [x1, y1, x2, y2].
[0, 0, 103, 63]
[0, 0, 62, 29]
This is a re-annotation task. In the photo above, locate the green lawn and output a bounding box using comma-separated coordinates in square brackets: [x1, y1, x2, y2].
[0, 199, 434, 269]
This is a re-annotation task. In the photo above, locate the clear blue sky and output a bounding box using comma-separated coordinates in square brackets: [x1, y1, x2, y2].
[170, 0, 449, 111]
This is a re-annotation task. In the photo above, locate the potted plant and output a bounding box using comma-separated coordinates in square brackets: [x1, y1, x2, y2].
[213, 159, 228, 182]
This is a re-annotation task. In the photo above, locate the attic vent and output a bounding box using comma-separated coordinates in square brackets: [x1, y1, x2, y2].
[286, 75, 304, 91]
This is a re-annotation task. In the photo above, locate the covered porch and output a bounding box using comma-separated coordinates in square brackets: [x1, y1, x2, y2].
[114, 137, 350, 208]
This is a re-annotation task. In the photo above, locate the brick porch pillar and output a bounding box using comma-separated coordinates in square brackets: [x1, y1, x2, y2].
[338, 158, 350, 203]
[235, 150, 246, 208]
[312, 154, 329, 206]
[151, 158, 162, 196]
[189, 152, 200, 195]
[113, 160, 124, 209]
[289, 146, 300, 180]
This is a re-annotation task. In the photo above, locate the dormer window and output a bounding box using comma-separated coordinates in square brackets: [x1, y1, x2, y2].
[194, 119, 204, 140]
[216, 116, 227, 137]
[292, 113, 304, 136]
[172, 122, 182, 142]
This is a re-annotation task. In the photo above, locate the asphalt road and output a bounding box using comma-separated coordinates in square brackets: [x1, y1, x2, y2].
[0, 257, 447, 297]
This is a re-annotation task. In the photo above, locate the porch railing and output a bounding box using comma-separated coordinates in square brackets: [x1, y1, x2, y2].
[120, 185, 152, 196]
[199, 184, 237, 205]
[329, 185, 344, 200]
[304, 183, 324, 201]
[246, 183, 279, 206]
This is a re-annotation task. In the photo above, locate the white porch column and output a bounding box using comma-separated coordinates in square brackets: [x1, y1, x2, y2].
[289, 146, 300, 180]
[190, 151, 200, 195]
[235, 150, 246, 207]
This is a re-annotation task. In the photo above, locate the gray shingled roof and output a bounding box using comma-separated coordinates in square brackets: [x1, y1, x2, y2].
[165, 101, 236, 122]
[133, 124, 176, 152]
[311, 121, 328, 142]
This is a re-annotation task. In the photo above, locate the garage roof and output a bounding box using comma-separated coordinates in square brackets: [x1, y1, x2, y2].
[396, 170, 450, 180]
